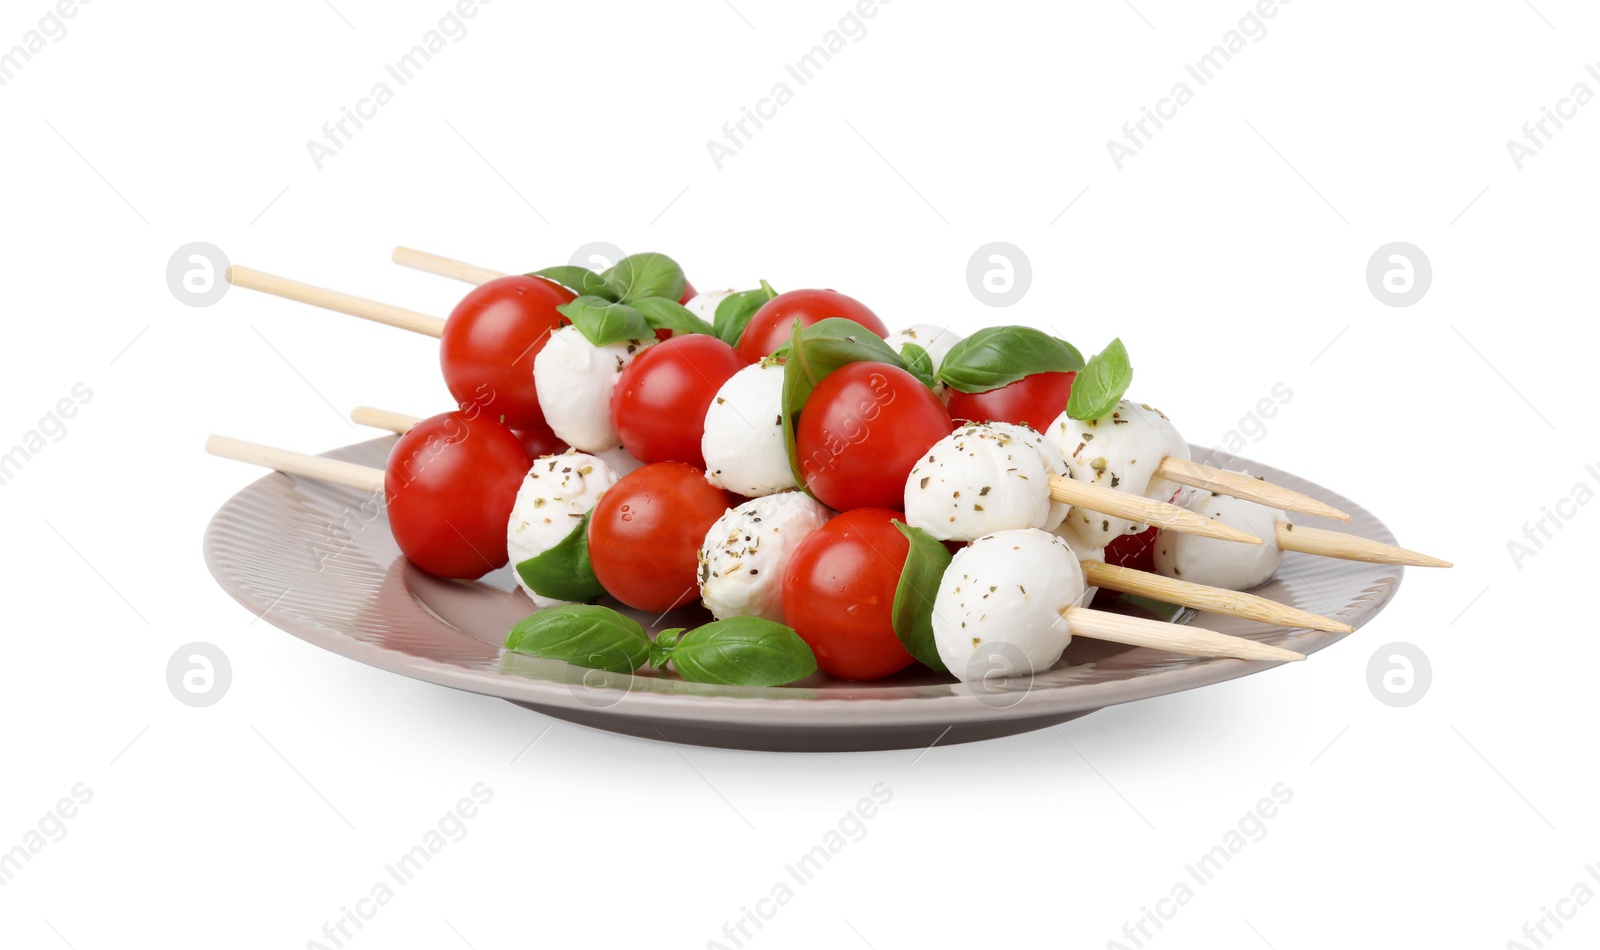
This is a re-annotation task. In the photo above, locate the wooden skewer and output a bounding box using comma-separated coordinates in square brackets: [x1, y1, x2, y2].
[351, 406, 423, 434]
[1155, 457, 1350, 522]
[1050, 476, 1261, 545]
[206, 435, 385, 494]
[225, 266, 447, 338]
[1081, 561, 1352, 634]
[391, 247, 508, 286]
[1064, 607, 1303, 662]
[1276, 522, 1451, 568]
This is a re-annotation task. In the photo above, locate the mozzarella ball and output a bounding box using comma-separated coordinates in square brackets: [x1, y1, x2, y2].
[697, 492, 831, 622]
[532, 326, 654, 452]
[883, 324, 963, 370]
[985, 422, 1070, 531]
[1153, 486, 1285, 590]
[507, 452, 621, 608]
[1045, 399, 1191, 550]
[684, 289, 736, 324]
[702, 362, 798, 497]
[933, 529, 1085, 682]
[904, 424, 1053, 541]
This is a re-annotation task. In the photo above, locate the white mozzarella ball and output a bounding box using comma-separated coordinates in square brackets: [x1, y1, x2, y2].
[883, 324, 963, 370]
[507, 452, 620, 608]
[697, 492, 831, 622]
[1153, 486, 1285, 590]
[684, 289, 736, 324]
[933, 529, 1085, 682]
[1045, 399, 1191, 550]
[985, 422, 1070, 531]
[533, 326, 654, 452]
[904, 424, 1053, 541]
[702, 362, 797, 497]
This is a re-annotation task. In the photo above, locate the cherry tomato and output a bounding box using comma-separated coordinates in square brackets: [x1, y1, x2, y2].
[440, 276, 573, 430]
[588, 462, 736, 612]
[385, 411, 532, 579]
[736, 289, 889, 363]
[796, 362, 952, 511]
[611, 335, 745, 468]
[946, 371, 1077, 433]
[1103, 526, 1158, 573]
[679, 279, 698, 305]
[513, 419, 570, 460]
[782, 508, 916, 681]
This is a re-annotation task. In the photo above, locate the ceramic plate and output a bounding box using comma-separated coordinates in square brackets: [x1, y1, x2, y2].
[203, 439, 1401, 752]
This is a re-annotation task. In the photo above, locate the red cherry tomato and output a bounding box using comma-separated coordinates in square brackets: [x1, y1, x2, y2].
[439, 276, 573, 430]
[1103, 526, 1158, 573]
[512, 419, 570, 460]
[588, 462, 736, 612]
[611, 335, 745, 468]
[385, 411, 532, 579]
[679, 279, 698, 305]
[782, 508, 916, 681]
[947, 371, 1076, 433]
[796, 362, 952, 511]
[736, 289, 889, 363]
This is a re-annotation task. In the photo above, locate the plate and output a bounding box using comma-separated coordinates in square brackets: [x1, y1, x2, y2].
[203, 439, 1402, 752]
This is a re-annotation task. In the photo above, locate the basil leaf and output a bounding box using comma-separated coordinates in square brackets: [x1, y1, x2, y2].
[900, 342, 936, 389]
[558, 296, 652, 347]
[665, 617, 818, 686]
[890, 522, 951, 672]
[713, 280, 779, 347]
[633, 296, 714, 337]
[514, 510, 606, 603]
[937, 327, 1085, 394]
[602, 252, 686, 304]
[530, 266, 618, 302]
[1065, 337, 1133, 422]
[780, 317, 908, 491]
[505, 604, 650, 674]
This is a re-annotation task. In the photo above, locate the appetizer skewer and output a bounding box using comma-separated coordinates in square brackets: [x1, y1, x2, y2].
[205, 432, 1302, 664]
[352, 406, 1349, 634]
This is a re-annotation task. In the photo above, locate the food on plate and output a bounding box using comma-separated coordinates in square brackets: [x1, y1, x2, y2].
[697, 492, 832, 623]
[211, 244, 1451, 692]
[506, 451, 622, 608]
[533, 326, 656, 452]
[702, 362, 797, 497]
[903, 422, 1069, 541]
[587, 461, 737, 613]
[932, 528, 1084, 680]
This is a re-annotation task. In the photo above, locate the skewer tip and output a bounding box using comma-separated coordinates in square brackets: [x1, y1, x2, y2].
[223, 266, 237, 285]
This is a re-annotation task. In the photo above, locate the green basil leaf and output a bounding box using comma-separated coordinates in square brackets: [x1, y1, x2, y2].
[1065, 337, 1133, 422]
[665, 617, 818, 686]
[633, 297, 714, 337]
[530, 266, 618, 301]
[890, 521, 951, 672]
[557, 296, 652, 347]
[936, 326, 1085, 394]
[514, 510, 606, 603]
[900, 342, 936, 389]
[713, 280, 779, 347]
[780, 317, 908, 491]
[504, 604, 651, 674]
[602, 252, 686, 304]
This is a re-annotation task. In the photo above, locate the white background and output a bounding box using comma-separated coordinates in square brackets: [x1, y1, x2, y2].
[2, 0, 1595, 947]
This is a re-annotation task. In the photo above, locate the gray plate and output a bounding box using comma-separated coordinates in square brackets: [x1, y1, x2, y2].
[203, 439, 1402, 752]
